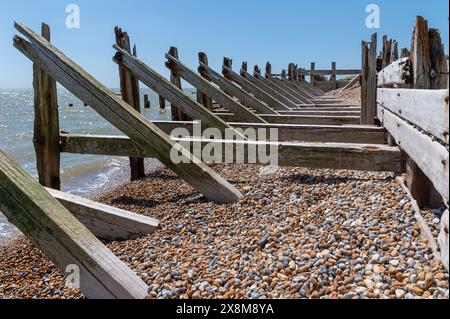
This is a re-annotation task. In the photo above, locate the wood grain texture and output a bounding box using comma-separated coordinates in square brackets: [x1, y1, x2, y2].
[361, 33, 378, 125]
[47, 188, 159, 241]
[32, 23, 60, 190]
[115, 27, 145, 181]
[377, 57, 413, 88]
[378, 106, 449, 205]
[378, 88, 449, 144]
[60, 134, 401, 172]
[0, 149, 148, 299]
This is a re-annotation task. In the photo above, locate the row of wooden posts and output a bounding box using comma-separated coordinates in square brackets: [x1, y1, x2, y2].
[2, 16, 446, 298]
[372, 16, 449, 271]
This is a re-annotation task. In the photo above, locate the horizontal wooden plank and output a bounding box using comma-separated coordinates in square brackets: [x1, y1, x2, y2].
[47, 188, 160, 241]
[297, 69, 361, 76]
[379, 107, 449, 204]
[378, 88, 449, 144]
[60, 134, 401, 172]
[0, 149, 148, 299]
[143, 121, 385, 144]
[377, 57, 412, 88]
[217, 113, 361, 125]
[276, 110, 361, 116]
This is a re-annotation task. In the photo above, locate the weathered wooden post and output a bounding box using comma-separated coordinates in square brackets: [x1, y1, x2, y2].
[33, 23, 60, 190]
[288, 63, 295, 81]
[429, 28, 448, 89]
[159, 95, 166, 110]
[115, 27, 145, 181]
[223, 57, 232, 78]
[390, 40, 399, 63]
[360, 33, 377, 125]
[265, 62, 272, 79]
[166, 47, 189, 121]
[401, 48, 410, 58]
[411, 16, 431, 89]
[406, 16, 446, 208]
[254, 65, 261, 76]
[242, 61, 248, 73]
[197, 52, 213, 110]
[310, 62, 315, 85]
[331, 61, 337, 90]
[381, 35, 392, 68]
[143, 94, 150, 109]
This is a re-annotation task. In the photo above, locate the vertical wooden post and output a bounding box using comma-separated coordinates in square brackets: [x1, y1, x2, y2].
[401, 48, 410, 58]
[411, 16, 431, 89]
[242, 61, 248, 72]
[223, 57, 233, 80]
[197, 52, 213, 110]
[288, 63, 294, 81]
[310, 62, 315, 85]
[115, 27, 145, 181]
[360, 33, 377, 125]
[33, 23, 60, 190]
[390, 40, 399, 63]
[406, 16, 446, 208]
[429, 28, 448, 90]
[265, 62, 272, 79]
[167, 47, 189, 121]
[331, 61, 337, 90]
[381, 35, 392, 68]
[159, 95, 166, 109]
[254, 65, 261, 76]
[143, 94, 150, 109]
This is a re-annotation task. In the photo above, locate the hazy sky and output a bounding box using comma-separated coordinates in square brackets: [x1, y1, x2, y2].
[0, 0, 448, 88]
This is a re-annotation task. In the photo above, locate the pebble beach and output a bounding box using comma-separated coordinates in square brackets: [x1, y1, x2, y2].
[0, 164, 448, 299]
[0, 88, 448, 300]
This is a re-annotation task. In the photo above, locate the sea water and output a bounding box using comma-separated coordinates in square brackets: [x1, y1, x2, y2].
[0, 87, 196, 244]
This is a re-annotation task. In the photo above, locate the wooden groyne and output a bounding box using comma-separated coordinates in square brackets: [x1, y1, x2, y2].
[1, 15, 448, 298]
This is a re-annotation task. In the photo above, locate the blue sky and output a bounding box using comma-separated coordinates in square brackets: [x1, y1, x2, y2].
[0, 0, 448, 88]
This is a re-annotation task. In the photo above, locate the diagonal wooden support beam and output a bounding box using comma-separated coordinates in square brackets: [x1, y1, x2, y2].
[165, 53, 267, 124]
[47, 188, 160, 241]
[241, 68, 302, 108]
[112, 45, 240, 135]
[254, 67, 310, 105]
[0, 149, 148, 299]
[13, 22, 241, 204]
[222, 64, 291, 111]
[198, 61, 277, 115]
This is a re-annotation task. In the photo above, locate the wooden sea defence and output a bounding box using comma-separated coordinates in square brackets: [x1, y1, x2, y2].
[372, 16, 449, 270]
[2, 14, 448, 300]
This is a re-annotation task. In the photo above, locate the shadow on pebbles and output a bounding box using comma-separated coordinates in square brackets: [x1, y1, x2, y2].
[0, 164, 448, 299]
